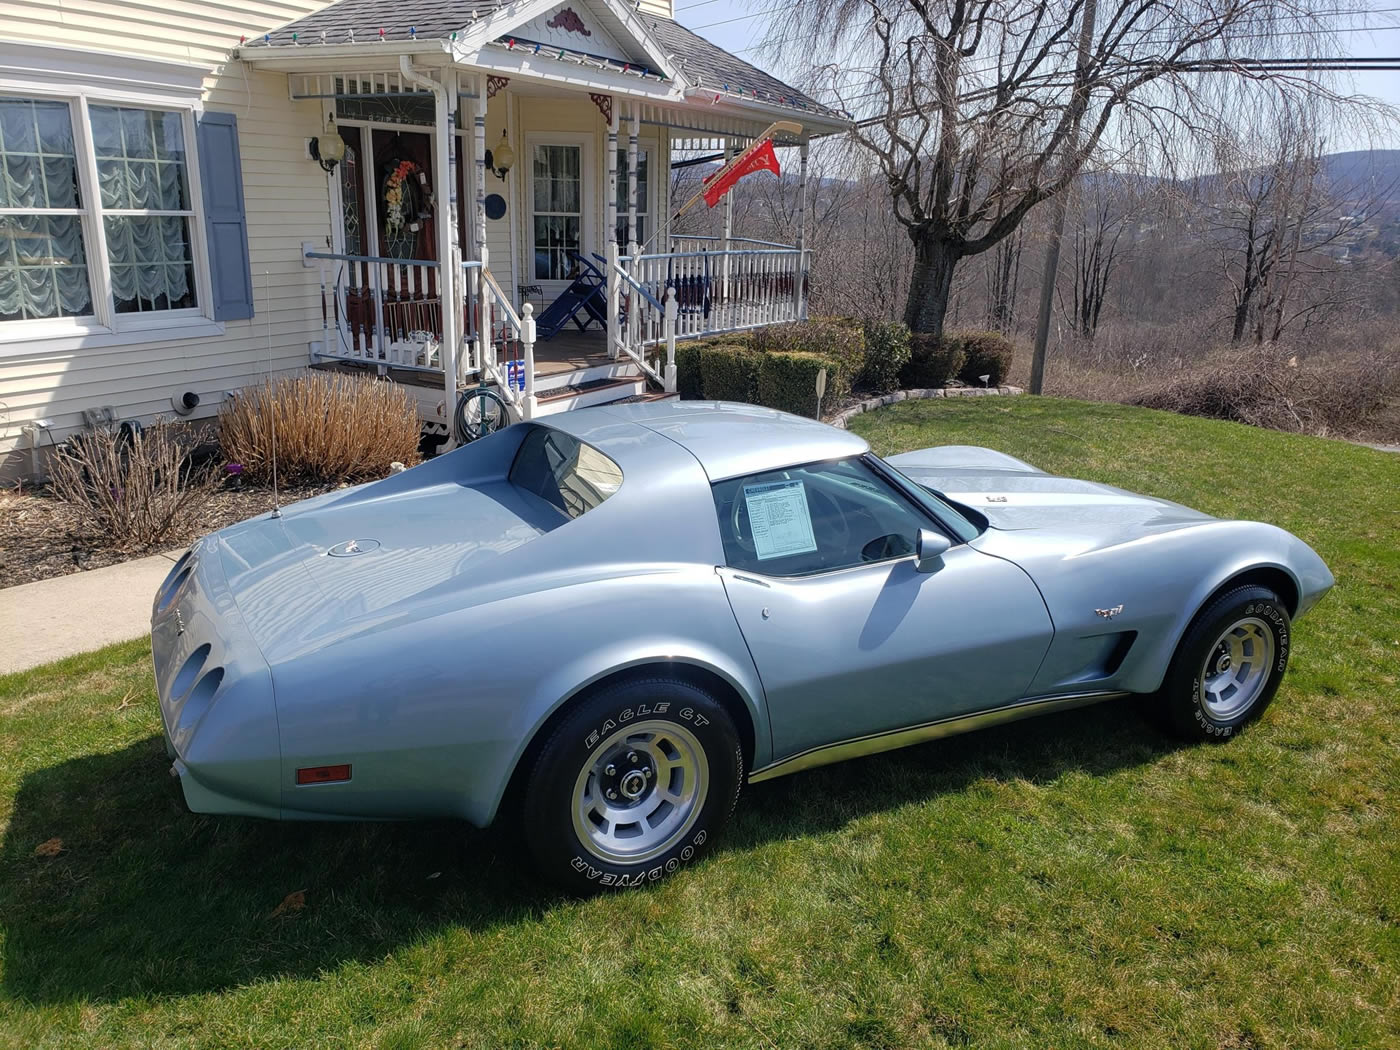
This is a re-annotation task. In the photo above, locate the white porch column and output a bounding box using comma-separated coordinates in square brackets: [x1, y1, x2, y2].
[474, 73, 490, 374]
[721, 140, 734, 314]
[626, 102, 639, 257]
[446, 75, 463, 379]
[795, 138, 809, 320]
[431, 76, 458, 440]
[606, 104, 620, 360]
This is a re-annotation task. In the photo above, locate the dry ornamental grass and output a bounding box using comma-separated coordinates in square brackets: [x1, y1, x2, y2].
[219, 373, 421, 483]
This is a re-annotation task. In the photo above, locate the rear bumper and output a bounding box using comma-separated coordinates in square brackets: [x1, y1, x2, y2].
[151, 538, 282, 818]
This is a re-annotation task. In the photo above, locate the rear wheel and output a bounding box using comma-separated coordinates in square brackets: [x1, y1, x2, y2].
[1158, 584, 1291, 740]
[522, 678, 743, 892]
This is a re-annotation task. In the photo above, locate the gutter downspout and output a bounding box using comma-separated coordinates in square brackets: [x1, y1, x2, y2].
[399, 55, 458, 449]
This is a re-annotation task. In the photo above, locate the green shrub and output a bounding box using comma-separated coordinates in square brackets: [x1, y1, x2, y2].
[900, 333, 966, 389]
[676, 342, 704, 399]
[752, 318, 864, 401]
[700, 343, 760, 403]
[952, 329, 1015, 387]
[757, 351, 832, 418]
[859, 320, 912, 393]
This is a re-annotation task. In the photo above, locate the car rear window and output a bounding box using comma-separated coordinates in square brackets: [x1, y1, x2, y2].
[509, 426, 622, 522]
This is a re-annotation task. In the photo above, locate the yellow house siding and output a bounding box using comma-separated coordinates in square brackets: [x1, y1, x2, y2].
[0, 0, 334, 478]
[639, 0, 673, 18]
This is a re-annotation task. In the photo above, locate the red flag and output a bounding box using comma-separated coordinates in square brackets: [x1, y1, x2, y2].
[702, 139, 781, 208]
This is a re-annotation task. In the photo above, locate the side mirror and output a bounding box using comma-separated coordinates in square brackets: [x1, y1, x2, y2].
[915, 529, 952, 572]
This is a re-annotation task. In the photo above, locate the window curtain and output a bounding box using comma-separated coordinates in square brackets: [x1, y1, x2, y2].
[0, 98, 92, 321]
[91, 105, 195, 312]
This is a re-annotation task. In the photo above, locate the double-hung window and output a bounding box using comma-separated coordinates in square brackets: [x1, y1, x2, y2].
[0, 94, 204, 338]
[532, 144, 582, 281]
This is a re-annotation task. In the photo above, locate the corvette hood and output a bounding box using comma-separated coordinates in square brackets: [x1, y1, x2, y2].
[886, 445, 1213, 533]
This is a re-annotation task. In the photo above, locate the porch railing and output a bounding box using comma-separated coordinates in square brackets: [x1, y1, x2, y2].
[465, 261, 537, 417]
[307, 250, 467, 375]
[627, 248, 809, 344]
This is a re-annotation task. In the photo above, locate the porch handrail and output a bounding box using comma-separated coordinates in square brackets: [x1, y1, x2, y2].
[463, 260, 536, 417]
[669, 235, 795, 251]
[639, 248, 805, 262]
[306, 249, 440, 268]
[610, 259, 670, 389]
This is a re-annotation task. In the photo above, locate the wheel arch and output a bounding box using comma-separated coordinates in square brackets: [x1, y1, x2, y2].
[1135, 561, 1300, 695]
[491, 659, 761, 827]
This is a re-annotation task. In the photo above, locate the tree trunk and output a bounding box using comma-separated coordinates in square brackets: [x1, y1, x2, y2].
[904, 232, 961, 336]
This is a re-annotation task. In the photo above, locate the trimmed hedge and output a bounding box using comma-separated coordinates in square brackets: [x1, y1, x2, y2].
[699, 343, 761, 403]
[900, 333, 966, 389]
[752, 319, 864, 402]
[859, 320, 912, 393]
[952, 329, 1015, 387]
[757, 351, 832, 418]
[676, 342, 704, 399]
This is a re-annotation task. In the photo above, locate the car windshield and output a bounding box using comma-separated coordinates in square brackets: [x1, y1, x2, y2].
[509, 426, 622, 522]
[873, 457, 985, 540]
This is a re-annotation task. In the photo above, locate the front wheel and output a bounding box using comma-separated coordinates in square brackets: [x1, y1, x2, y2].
[522, 678, 743, 892]
[1158, 584, 1291, 741]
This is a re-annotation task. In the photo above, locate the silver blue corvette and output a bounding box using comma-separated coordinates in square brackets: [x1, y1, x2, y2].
[152, 402, 1333, 890]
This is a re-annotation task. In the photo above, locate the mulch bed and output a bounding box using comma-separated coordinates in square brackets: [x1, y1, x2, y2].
[0, 480, 344, 588]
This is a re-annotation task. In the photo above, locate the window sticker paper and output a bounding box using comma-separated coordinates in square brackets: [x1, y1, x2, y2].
[744, 479, 818, 561]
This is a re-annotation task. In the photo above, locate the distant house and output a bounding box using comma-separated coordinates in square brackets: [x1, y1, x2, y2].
[0, 0, 848, 481]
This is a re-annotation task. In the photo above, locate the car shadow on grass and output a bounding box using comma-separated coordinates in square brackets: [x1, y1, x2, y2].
[0, 698, 1174, 1004]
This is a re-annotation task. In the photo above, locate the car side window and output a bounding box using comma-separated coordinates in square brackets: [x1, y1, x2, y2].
[712, 458, 936, 576]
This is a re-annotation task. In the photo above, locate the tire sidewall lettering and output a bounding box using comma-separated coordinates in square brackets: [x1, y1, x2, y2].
[571, 828, 711, 887]
[583, 702, 673, 749]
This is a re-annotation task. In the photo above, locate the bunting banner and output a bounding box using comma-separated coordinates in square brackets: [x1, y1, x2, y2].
[701, 139, 781, 208]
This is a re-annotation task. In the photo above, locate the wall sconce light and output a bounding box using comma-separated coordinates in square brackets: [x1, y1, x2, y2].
[484, 129, 514, 180]
[310, 115, 347, 173]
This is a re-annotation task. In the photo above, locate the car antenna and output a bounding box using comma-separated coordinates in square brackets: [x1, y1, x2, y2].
[262, 269, 281, 519]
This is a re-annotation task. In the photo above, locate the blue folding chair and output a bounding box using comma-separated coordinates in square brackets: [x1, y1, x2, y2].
[534, 252, 609, 339]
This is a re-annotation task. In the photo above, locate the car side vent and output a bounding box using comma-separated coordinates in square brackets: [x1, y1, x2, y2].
[177, 667, 225, 734]
[1101, 631, 1137, 677]
[170, 643, 212, 702]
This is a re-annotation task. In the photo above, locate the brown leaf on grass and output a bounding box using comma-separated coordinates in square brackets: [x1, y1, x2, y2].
[33, 837, 64, 858]
[268, 890, 306, 918]
[115, 689, 138, 711]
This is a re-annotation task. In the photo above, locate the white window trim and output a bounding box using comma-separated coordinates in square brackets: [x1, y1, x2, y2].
[0, 60, 222, 358]
[524, 131, 593, 294]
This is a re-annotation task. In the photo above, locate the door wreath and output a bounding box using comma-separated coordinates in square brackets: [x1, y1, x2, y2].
[381, 157, 435, 255]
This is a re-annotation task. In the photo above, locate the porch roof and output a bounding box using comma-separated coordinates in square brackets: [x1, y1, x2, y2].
[238, 0, 848, 130]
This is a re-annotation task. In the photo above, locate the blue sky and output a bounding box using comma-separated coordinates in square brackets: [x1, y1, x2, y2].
[673, 0, 1400, 148]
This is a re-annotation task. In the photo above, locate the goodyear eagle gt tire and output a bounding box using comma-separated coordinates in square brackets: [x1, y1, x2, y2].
[1159, 584, 1291, 741]
[523, 677, 743, 891]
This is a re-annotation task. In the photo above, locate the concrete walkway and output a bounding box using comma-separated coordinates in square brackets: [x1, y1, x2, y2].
[0, 550, 180, 675]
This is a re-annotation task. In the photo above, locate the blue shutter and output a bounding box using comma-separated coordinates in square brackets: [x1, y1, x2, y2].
[196, 111, 254, 321]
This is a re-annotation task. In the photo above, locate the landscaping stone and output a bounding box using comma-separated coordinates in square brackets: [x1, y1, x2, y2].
[828, 384, 1022, 428]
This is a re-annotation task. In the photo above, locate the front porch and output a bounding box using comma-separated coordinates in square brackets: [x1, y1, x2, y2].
[238, 0, 846, 440]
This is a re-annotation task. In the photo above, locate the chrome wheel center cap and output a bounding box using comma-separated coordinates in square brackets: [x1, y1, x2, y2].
[619, 770, 648, 800]
[1216, 653, 1232, 673]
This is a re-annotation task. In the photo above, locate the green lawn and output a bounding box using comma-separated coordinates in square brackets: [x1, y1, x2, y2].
[2, 397, 1397, 1049]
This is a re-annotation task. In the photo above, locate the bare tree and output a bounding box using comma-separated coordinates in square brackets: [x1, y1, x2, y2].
[1062, 172, 1146, 339]
[765, 0, 1366, 336]
[985, 225, 1025, 333]
[1205, 112, 1381, 344]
